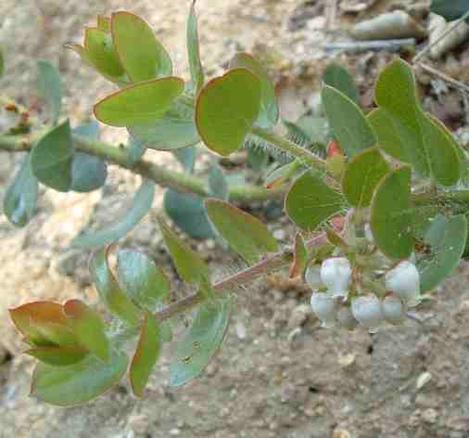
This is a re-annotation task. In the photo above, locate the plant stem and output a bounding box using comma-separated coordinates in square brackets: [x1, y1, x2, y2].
[154, 232, 328, 322]
[252, 126, 326, 171]
[0, 132, 283, 203]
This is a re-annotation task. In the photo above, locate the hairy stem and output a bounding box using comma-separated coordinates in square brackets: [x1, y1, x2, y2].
[252, 126, 326, 171]
[0, 132, 283, 202]
[154, 232, 328, 322]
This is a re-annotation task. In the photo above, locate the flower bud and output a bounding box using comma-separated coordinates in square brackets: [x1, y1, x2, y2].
[337, 305, 357, 330]
[385, 261, 420, 307]
[382, 294, 405, 324]
[320, 257, 352, 298]
[310, 292, 337, 328]
[305, 265, 322, 289]
[351, 294, 383, 332]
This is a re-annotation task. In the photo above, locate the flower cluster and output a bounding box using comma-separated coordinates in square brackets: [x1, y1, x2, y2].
[307, 257, 421, 332]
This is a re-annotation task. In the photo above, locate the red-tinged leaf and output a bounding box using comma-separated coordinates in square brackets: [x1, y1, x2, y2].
[9, 302, 76, 347]
[289, 233, 308, 278]
[26, 346, 87, 366]
[130, 313, 161, 397]
[63, 299, 110, 362]
[327, 140, 342, 158]
[90, 248, 141, 327]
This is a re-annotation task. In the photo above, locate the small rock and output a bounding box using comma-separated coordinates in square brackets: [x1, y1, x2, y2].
[235, 321, 247, 340]
[338, 353, 356, 368]
[288, 304, 310, 329]
[273, 229, 286, 241]
[169, 428, 181, 436]
[332, 428, 352, 438]
[416, 371, 432, 390]
[422, 408, 438, 424]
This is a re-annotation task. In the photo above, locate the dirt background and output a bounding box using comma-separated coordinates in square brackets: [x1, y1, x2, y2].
[1, 0, 469, 437]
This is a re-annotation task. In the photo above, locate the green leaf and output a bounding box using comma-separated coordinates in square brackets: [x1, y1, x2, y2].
[129, 95, 199, 150]
[71, 152, 107, 192]
[82, 27, 126, 82]
[94, 77, 184, 127]
[196, 68, 261, 156]
[63, 299, 110, 362]
[9, 301, 77, 347]
[418, 215, 467, 292]
[31, 120, 73, 192]
[285, 172, 344, 232]
[230, 52, 279, 129]
[322, 85, 376, 157]
[116, 249, 170, 312]
[3, 154, 38, 227]
[323, 62, 359, 104]
[130, 313, 161, 397]
[205, 199, 278, 263]
[342, 147, 390, 207]
[127, 136, 146, 165]
[187, 1, 204, 92]
[111, 11, 172, 82]
[37, 60, 62, 125]
[289, 232, 308, 278]
[72, 179, 155, 248]
[370, 166, 413, 259]
[89, 248, 141, 326]
[158, 217, 210, 287]
[373, 58, 461, 186]
[431, 0, 469, 22]
[164, 189, 215, 240]
[208, 164, 228, 200]
[169, 298, 231, 387]
[31, 350, 128, 406]
[26, 346, 87, 366]
[174, 146, 197, 172]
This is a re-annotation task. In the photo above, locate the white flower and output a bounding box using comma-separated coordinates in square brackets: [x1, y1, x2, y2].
[337, 306, 357, 330]
[382, 294, 405, 324]
[385, 261, 421, 307]
[310, 292, 337, 328]
[305, 265, 322, 289]
[351, 294, 383, 332]
[320, 257, 352, 298]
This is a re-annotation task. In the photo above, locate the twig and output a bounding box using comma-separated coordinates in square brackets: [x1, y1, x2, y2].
[418, 62, 469, 96]
[0, 132, 283, 203]
[154, 233, 328, 322]
[324, 38, 416, 53]
[414, 10, 469, 62]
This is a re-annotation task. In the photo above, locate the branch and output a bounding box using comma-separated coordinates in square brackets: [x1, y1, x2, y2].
[0, 132, 283, 203]
[154, 232, 328, 322]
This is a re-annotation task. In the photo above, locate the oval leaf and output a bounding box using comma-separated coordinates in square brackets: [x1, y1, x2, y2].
[323, 62, 359, 104]
[230, 53, 279, 129]
[431, 0, 469, 22]
[170, 298, 231, 387]
[370, 166, 413, 259]
[373, 58, 461, 186]
[418, 215, 468, 292]
[112, 11, 172, 82]
[89, 248, 141, 326]
[205, 199, 278, 264]
[94, 77, 184, 127]
[63, 299, 110, 362]
[31, 120, 73, 192]
[322, 85, 376, 157]
[196, 68, 261, 156]
[158, 217, 210, 288]
[129, 95, 199, 150]
[285, 172, 344, 232]
[31, 350, 128, 406]
[3, 154, 38, 227]
[164, 189, 215, 239]
[130, 313, 161, 397]
[72, 179, 155, 249]
[27, 346, 87, 367]
[9, 301, 76, 347]
[342, 147, 390, 207]
[116, 249, 170, 312]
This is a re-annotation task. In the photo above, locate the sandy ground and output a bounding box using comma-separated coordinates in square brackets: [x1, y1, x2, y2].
[2, 0, 469, 437]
